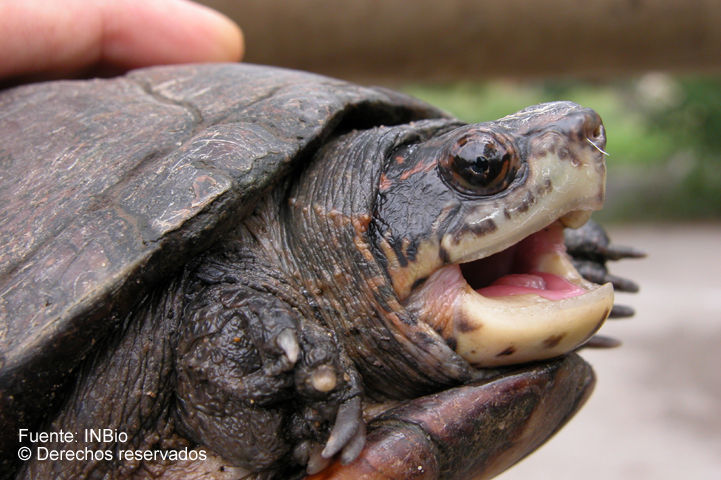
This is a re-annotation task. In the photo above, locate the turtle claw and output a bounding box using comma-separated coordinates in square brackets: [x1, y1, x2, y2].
[609, 304, 635, 319]
[572, 259, 640, 294]
[340, 422, 366, 465]
[605, 273, 640, 293]
[602, 243, 647, 261]
[277, 328, 300, 365]
[583, 334, 622, 349]
[307, 445, 332, 475]
[322, 396, 364, 460]
[301, 397, 365, 474]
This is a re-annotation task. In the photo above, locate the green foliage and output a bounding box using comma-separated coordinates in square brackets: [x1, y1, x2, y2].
[402, 77, 721, 221]
[649, 77, 721, 153]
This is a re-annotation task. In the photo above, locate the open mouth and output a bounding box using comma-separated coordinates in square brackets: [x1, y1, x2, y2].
[406, 214, 614, 367]
[461, 218, 591, 301]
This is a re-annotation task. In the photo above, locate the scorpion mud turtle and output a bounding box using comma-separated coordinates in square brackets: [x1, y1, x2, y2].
[0, 64, 640, 479]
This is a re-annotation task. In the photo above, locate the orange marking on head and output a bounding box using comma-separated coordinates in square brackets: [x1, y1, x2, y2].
[379, 173, 392, 192]
[399, 161, 437, 181]
[328, 209, 350, 227]
[354, 235, 375, 262]
[352, 214, 371, 234]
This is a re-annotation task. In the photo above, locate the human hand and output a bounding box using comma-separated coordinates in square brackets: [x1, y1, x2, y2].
[0, 0, 243, 81]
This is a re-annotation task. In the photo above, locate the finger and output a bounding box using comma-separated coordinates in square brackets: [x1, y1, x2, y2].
[0, 0, 243, 79]
[99, 0, 244, 69]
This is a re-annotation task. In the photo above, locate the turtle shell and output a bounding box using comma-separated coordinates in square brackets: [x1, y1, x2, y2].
[0, 63, 443, 462]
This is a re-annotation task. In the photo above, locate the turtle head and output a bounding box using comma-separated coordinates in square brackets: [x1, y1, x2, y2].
[374, 101, 613, 367]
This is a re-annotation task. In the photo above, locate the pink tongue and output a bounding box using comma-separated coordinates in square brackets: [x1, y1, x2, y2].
[477, 271, 586, 300]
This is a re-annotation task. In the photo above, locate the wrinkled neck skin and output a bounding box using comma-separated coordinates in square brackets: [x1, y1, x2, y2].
[274, 119, 473, 399]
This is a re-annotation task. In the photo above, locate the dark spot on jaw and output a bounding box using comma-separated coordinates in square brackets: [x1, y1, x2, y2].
[543, 333, 566, 349]
[503, 208, 511, 219]
[496, 346, 516, 357]
[452, 218, 498, 244]
[517, 198, 529, 213]
[594, 308, 611, 331]
[517, 192, 535, 213]
[540, 178, 553, 194]
[534, 138, 557, 158]
[570, 151, 581, 167]
[469, 218, 497, 236]
[455, 315, 478, 333]
[439, 245, 451, 263]
[558, 146, 570, 161]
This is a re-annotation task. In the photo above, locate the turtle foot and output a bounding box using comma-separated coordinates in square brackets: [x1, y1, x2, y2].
[564, 219, 645, 313]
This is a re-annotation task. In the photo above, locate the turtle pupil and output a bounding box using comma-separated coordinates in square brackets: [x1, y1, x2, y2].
[468, 155, 500, 184]
[471, 157, 488, 176]
[456, 144, 506, 187]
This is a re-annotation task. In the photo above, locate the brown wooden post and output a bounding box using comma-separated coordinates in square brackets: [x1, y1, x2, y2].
[202, 0, 721, 81]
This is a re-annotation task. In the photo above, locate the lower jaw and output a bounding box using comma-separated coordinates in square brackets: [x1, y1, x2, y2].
[407, 224, 614, 367]
[453, 277, 613, 366]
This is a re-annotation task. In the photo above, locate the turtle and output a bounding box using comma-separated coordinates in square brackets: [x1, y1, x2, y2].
[0, 63, 641, 480]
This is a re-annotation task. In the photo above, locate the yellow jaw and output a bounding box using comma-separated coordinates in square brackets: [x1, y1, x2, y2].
[404, 220, 613, 367]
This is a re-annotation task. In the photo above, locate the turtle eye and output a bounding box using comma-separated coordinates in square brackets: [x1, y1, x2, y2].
[440, 134, 520, 196]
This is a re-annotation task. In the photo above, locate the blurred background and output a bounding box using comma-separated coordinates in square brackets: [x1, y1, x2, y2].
[200, 1, 721, 478]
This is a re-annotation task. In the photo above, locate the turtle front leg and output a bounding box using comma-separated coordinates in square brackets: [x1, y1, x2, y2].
[286, 315, 365, 475]
[175, 283, 364, 475]
[306, 354, 594, 480]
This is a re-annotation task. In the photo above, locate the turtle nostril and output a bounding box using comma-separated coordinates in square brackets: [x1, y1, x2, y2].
[584, 114, 606, 149]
